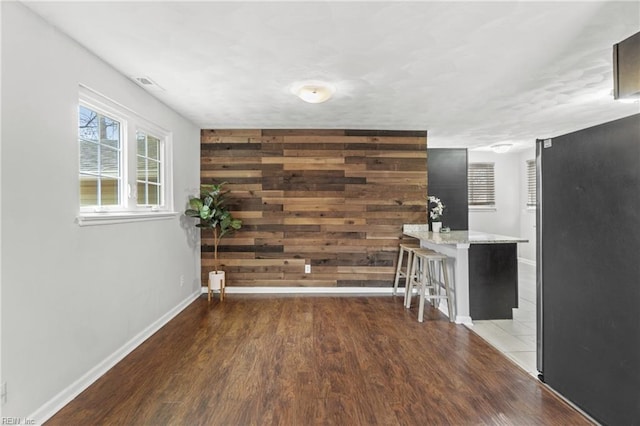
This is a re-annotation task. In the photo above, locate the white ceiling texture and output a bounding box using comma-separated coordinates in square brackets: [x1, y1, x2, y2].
[23, 1, 640, 150]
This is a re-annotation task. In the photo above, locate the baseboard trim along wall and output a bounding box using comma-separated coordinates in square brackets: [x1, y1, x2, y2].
[201, 260, 538, 297]
[199, 287, 474, 325]
[200, 286, 401, 295]
[30, 290, 201, 424]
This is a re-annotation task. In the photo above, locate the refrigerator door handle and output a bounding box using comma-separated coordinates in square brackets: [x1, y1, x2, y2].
[535, 139, 545, 379]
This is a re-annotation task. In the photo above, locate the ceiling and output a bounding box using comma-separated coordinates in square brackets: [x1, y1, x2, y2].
[23, 1, 640, 150]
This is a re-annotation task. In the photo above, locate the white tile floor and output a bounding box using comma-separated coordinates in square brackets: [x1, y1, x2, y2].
[467, 262, 538, 376]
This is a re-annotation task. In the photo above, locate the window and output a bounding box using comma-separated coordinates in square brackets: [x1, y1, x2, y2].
[79, 105, 122, 207]
[77, 86, 174, 225]
[526, 159, 536, 208]
[136, 131, 164, 207]
[468, 162, 496, 208]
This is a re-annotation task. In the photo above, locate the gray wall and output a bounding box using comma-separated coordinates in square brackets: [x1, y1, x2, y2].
[518, 148, 536, 262]
[1, 3, 200, 420]
[468, 149, 535, 262]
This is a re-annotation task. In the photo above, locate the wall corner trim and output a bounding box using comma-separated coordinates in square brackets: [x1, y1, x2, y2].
[518, 257, 536, 267]
[30, 290, 201, 424]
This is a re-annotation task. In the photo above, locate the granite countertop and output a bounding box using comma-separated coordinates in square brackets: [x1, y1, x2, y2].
[403, 224, 528, 245]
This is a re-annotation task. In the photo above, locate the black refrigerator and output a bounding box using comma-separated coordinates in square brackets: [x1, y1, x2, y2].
[536, 113, 640, 425]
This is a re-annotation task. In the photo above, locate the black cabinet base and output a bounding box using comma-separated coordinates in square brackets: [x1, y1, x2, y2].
[468, 243, 518, 320]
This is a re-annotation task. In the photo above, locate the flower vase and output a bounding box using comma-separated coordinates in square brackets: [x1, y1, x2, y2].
[432, 221, 442, 233]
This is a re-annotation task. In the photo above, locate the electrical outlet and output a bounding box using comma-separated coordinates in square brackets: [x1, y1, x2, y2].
[179, 275, 185, 287]
[1, 381, 7, 405]
[305, 264, 311, 274]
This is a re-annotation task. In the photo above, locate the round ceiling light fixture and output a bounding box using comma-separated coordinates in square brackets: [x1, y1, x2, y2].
[490, 143, 513, 154]
[290, 81, 336, 104]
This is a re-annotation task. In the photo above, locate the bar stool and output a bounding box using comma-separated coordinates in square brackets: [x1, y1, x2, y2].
[393, 242, 420, 299]
[406, 248, 454, 323]
[404, 248, 436, 310]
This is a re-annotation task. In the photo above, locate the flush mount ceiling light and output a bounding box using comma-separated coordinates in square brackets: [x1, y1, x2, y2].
[290, 81, 336, 104]
[491, 143, 513, 154]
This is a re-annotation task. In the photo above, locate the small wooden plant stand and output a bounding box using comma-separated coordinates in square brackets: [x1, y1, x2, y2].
[208, 270, 225, 302]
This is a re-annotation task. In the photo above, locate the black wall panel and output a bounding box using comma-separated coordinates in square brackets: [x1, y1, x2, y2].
[427, 148, 469, 230]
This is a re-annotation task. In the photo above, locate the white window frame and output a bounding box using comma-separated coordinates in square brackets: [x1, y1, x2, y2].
[77, 86, 176, 226]
[135, 129, 166, 209]
[468, 162, 496, 211]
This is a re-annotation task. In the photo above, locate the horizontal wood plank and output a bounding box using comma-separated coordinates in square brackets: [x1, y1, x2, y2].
[199, 129, 427, 288]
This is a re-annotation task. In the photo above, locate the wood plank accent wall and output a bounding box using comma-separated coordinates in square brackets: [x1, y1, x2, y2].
[200, 129, 427, 288]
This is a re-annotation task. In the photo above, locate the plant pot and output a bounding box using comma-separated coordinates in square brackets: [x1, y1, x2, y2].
[432, 221, 442, 233]
[208, 270, 226, 302]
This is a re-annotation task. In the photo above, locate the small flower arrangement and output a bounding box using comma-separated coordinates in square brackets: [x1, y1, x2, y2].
[428, 196, 445, 222]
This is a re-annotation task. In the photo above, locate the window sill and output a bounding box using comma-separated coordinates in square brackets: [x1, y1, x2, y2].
[469, 206, 497, 212]
[77, 211, 179, 226]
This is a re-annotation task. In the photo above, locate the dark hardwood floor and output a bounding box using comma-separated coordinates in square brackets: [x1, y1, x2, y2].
[46, 295, 591, 425]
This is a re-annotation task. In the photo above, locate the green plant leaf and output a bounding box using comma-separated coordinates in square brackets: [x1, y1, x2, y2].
[185, 182, 243, 259]
[199, 205, 211, 220]
[189, 198, 203, 210]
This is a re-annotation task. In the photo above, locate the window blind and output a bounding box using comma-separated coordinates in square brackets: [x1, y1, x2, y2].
[468, 162, 495, 206]
[526, 159, 536, 207]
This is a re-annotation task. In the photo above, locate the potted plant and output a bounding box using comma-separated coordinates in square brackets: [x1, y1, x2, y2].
[428, 195, 445, 233]
[185, 182, 242, 301]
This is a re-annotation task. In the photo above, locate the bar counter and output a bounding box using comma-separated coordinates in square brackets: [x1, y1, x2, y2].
[403, 224, 528, 324]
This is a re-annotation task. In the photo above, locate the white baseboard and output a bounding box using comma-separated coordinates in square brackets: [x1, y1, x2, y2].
[455, 315, 473, 326]
[31, 290, 201, 425]
[200, 286, 398, 295]
[201, 287, 466, 324]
